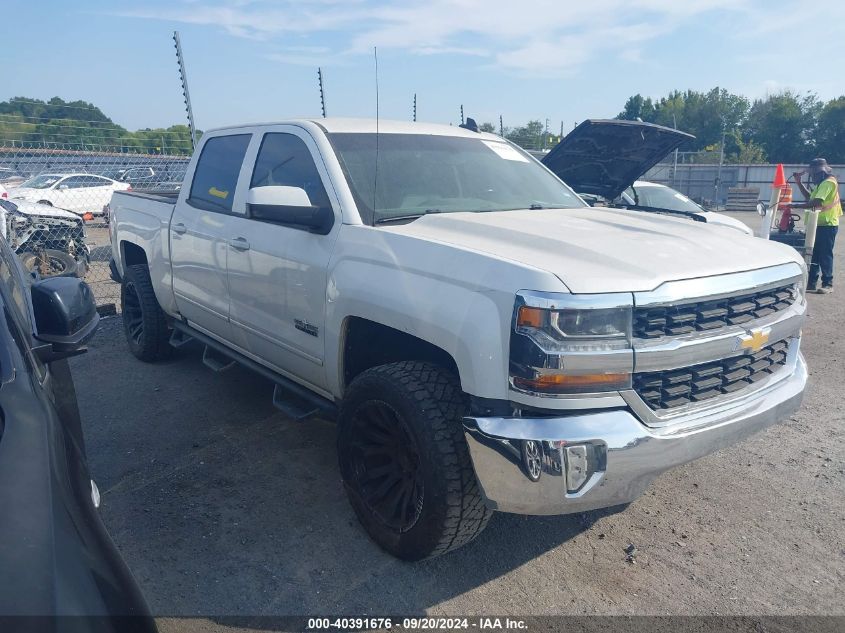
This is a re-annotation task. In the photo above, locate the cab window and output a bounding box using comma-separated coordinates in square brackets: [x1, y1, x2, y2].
[250, 133, 331, 210]
[188, 134, 251, 213]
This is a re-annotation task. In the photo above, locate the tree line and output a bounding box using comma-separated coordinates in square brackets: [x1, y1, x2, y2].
[616, 87, 844, 164]
[0, 97, 196, 155]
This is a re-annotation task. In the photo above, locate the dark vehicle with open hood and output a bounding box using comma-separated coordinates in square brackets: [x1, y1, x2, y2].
[535, 119, 752, 235]
[0, 233, 155, 631]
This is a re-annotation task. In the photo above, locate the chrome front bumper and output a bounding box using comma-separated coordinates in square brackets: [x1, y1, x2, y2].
[463, 353, 807, 515]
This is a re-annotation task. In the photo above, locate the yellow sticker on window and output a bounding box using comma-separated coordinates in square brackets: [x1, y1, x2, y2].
[209, 186, 229, 199]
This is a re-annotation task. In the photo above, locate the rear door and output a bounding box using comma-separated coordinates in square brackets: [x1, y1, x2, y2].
[170, 133, 252, 341]
[225, 127, 341, 394]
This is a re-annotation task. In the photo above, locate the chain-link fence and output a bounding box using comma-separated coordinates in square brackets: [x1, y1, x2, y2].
[0, 143, 189, 312]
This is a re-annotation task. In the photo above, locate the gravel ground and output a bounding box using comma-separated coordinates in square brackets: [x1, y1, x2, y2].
[69, 215, 844, 627]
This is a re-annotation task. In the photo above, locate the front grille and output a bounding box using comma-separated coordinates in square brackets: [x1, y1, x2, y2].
[634, 340, 790, 410]
[634, 285, 797, 339]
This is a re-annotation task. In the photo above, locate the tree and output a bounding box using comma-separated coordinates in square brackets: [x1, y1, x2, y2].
[744, 91, 820, 163]
[478, 122, 497, 133]
[814, 96, 845, 163]
[617, 94, 655, 122]
[506, 120, 545, 150]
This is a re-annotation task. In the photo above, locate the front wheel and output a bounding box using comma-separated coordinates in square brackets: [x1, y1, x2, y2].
[19, 249, 79, 278]
[338, 362, 492, 560]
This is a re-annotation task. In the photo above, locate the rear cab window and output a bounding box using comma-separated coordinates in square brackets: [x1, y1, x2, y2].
[188, 134, 251, 213]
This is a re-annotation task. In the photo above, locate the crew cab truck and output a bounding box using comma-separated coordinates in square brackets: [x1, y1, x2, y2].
[109, 119, 808, 561]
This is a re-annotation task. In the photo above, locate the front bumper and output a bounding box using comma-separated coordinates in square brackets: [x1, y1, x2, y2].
[463, 353, 807, 515]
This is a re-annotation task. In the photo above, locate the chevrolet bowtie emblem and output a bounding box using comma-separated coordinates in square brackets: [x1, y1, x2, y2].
[738, 328, 771, 353]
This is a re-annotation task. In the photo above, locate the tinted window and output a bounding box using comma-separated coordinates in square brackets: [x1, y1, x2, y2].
[60, 176, 86, 189]
[251, 133, 330, 209]
[89, 176, 113, 187]
[189, 134, 251, 212]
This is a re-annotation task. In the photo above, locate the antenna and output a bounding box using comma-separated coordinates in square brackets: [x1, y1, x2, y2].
[173, 31, 197, 149]
[373, 47, 380, 219]
[413, 93, 417, 122]
[318, 67, 327, 118]
[460, 104, 464, 125]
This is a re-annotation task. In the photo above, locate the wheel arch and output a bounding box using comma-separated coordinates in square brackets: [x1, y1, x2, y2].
[340, 317, 460, 394]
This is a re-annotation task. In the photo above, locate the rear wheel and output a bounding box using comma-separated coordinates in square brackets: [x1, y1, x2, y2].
[19, 249, 78, 278]
[121, 264, 172, 362]
[338, 361, 492, 560]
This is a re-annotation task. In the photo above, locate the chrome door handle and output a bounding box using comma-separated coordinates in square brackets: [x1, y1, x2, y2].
[228, 237, 251, 251]
[172, 222, 187, 235]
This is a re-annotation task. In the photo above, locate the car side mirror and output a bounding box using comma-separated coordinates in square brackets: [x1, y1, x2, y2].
[247, 186, 333, 235]
[756, 202, 767, 217]
[30, 277, 99, 362]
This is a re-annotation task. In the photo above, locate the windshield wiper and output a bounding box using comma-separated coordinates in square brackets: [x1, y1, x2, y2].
[374, 209, 443, 225]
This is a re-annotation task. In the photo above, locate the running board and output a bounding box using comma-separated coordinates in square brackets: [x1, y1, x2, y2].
[171, 320, 337, 421]
[169, 328, 194, 349]
[272, 384, 320, 420]
[202, 345, 236, 372]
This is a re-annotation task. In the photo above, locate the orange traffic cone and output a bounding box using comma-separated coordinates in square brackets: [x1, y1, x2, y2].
[772, 163, 786, 188]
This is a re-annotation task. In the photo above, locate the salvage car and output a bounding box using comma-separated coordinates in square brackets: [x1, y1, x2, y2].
[0, 232, 155, 627]
[109, 118, 807, 561]
[0, 198, 89, 277]
[11, 173, 130, 216]
[538, 119, 753, 235]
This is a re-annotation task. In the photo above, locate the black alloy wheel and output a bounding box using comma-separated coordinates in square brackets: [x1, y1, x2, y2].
[349, 400, 424, 532]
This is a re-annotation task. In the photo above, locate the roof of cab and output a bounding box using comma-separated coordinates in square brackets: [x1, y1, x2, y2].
[204, 117, 503, 140]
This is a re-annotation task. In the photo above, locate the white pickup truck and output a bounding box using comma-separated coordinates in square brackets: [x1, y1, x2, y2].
[109, 118, 808, 561]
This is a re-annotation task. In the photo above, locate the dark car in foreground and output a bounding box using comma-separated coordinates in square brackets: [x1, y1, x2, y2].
[0, 234, 155, 630]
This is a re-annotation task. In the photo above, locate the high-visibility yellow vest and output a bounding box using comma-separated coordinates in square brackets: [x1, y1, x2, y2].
[811, 177, 842, 227]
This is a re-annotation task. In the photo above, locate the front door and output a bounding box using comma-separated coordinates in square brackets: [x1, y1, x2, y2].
[226, 128, 340, 394]
[170, 133, 251, 341]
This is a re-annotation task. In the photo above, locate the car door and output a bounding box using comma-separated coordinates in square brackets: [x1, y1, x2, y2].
[170, 133, 252, 342]
[86, 176, 122, 212]
[52, 175, 86, 212]
[226, 128, 341, 394]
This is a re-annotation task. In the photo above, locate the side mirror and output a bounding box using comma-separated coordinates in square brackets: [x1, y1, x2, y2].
[756, 202, 767, 217]
[30, 277, 99, 362]
[247, 186, 333, 235]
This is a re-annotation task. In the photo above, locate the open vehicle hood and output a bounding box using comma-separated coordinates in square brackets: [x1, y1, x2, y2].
[386, 208, 801, 294]
[541, 120, 694, 201]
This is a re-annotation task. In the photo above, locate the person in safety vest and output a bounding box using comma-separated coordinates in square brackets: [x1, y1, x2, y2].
[792, 158, 842, 294]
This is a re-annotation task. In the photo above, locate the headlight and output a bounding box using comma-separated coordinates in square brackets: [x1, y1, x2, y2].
[510, 292, 633, 395]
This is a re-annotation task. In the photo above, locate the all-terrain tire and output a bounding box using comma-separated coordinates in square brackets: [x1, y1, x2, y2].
[338, 361, 492, 561]
[121, 264, 172, 362]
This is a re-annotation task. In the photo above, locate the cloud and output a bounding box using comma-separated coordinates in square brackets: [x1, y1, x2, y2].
[115, 0, 758, 74]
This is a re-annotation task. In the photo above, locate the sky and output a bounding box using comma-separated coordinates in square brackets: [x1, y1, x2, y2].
[4, 0, 844, 133]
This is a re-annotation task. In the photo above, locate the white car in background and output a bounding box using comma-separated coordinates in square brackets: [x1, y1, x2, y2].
[11, 173, 130, 216]
[621, 180, 753, 235]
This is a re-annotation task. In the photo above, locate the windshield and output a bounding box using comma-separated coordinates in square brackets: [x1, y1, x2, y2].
[328, 133, 586, 224]
[627, 184, 703, 213]
[0, 199, 18, 212]
[19, 175, 62, 189]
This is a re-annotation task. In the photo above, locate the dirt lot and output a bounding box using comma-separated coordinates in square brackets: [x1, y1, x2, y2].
[69, 215, 844, 624]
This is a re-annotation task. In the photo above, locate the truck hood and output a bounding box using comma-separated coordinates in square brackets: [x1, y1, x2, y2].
[387, 208, 801, 293]
[541, 120, 694, 201]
